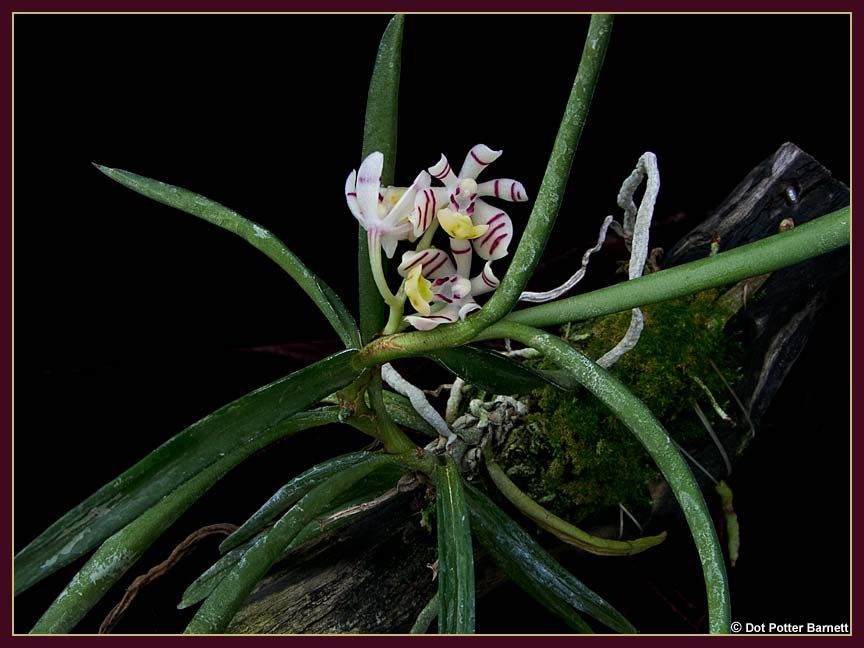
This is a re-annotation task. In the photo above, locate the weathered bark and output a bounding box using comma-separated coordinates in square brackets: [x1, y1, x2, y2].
[229, 142, 848, 633]
[227, 491, 438, 634]
[654, 142, 849, 509]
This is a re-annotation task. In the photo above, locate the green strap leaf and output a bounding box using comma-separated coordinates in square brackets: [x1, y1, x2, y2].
[504, 205, 850, 330]
[16, 351, 361, 594]
[29, 408, 340, 634]
[94, 164, 360, 349]
[358, 14, 403, 343]
[435, 457, 475, 634]
[179, 544, 249, 612]
[180, 462, 404, 611]
[219, 450, 377, 553]
[465, 484, 627, 634]
[184, 454, 398, 633]
[429, 346, 577, 394]
[493, 322, 730, 633]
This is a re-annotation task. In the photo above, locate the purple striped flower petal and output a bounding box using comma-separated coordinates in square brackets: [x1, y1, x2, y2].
[458, 300, 482, 320]
[404, 304, 461, 331]
[448, 178, 478, 214]
[449, 237, 473, 277]
[470, 260, 500, 296]
[450, 276, 472, 301]
[477, 178, 529, 203]
[345, 170, 365, 226]
[356, 152, 383, 222]
[410, 186, 439, 237]
[458, 144, 502, 181]
[428, 154, 458, 188]
[384, 171, 431, 230]
[380, 232, 401, 259]
[398, 248, 455, 280]
[471, 200, 513, 261]
[431, 275, 471, 304]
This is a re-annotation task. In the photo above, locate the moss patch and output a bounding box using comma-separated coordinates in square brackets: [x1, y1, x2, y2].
[497, 290, 742, 525]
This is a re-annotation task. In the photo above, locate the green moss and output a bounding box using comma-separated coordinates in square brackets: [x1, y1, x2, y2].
[497, 290, 742, 525]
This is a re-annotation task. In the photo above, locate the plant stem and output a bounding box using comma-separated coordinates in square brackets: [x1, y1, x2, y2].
[410, 593, 440, 633]
[383, 299, 405, 335]
[416, 219, 439, 251]
[489, 321, 731, 634]
[368, 233, 401, 308]
[367, 371, 417, 455]
[484, 449, 667, 556]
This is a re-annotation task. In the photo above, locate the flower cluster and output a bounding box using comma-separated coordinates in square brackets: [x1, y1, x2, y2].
[345, 145, 528, 330]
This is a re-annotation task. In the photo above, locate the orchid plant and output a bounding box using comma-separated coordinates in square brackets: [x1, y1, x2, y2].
[16, 14, 850, 636]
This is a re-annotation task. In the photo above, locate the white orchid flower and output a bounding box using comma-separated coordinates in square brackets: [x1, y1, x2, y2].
[345, 151, 432, 259]
[344, 146, 527, 326]
[419, 144, 530, 261]
[396, 239, 500, 331]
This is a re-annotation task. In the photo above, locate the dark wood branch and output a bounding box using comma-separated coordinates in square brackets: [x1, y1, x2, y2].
[657, 142, 848, 494]
[227, 492, 437, 634]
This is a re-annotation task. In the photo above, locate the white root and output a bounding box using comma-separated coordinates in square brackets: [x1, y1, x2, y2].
[598, 152, 660, 369]
[381, 363, 456, 446]
[518, 215, 615, 303]
[445, 378, 466, 425]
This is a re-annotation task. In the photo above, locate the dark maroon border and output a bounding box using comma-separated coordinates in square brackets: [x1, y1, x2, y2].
[1, 1, 858, 645]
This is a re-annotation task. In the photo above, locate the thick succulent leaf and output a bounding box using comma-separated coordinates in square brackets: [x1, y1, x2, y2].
[435, 458, 475, 634]
[94, 164, 360, 349]
[16, 351, 360, 594]
[179, 544, 249, 612]
[185, 454, 399, 633]
[180, 462, 404, 610]
[358, 14, 404, 342]
[220, 451, 377, 553]
[429, 345, 577, 394]
[29, 408, 340, 633]
[465, 484, 634, 634]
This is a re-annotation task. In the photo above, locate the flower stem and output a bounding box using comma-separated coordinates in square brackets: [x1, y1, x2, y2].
[416, 219, 439, 251]
[368, 233, 402, 309]
[384, 299, 405, 335]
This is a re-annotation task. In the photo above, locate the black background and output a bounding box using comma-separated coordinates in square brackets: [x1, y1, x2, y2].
[14, 14, 849, 633]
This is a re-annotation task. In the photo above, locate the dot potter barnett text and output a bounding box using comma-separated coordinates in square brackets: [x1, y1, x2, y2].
[737, 622, 850, 634]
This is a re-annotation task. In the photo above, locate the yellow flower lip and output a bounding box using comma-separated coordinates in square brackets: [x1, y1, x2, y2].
[405, 264, 434, 316]
[437, 208, 489, 240]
